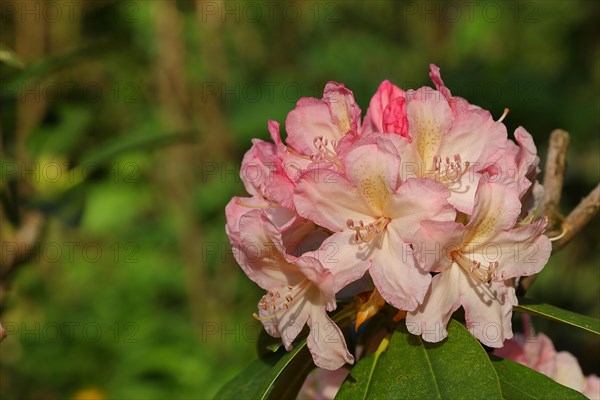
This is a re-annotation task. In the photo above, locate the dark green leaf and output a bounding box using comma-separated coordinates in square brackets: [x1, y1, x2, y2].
[217, 305, 357, 400]
[257, 338, 314, 400]
[490, 356, 586, 399]
[214, 338, 314, 400]
[336, 320, 503, 400]
[515, 298, 600, 335]
[335, 334, 390, 400]
[213, 350, 285, 400]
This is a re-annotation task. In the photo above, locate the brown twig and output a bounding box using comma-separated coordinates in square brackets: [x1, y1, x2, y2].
[542, 129, 570, 233]
[0, 211, 44, 274]
[552, 183, 600, 252]
[518, 130, 600, 296]
[0, 209, 45, 344]
[518, 130, 569, 296]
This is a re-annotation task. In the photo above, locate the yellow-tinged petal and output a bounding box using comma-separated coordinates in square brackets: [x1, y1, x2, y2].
[355, 289, 386, 330]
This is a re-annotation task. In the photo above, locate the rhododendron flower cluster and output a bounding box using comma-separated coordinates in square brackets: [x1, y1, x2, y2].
[225, 65, 551, 370]
[494, 318, 600, 399]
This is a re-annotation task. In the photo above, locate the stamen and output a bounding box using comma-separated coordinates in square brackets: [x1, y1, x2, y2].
[347, 216, 391, 243]
[235, 199, 281, 209]
[497, 108, 510, 123]
[451, 251, 498, 283]
[429, 154, 470, 186]
[287, 147, 313, 161]
[312, 136, 341, 165]
[548, 225, 568, 242]
[252, 280, 311, 321]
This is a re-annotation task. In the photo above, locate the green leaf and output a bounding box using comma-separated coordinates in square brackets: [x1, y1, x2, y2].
[214, 337, 313, 400]
[213, 350, 284, 400]
[490, 356, 586, 399]
[336, 320, 503, 400]
[515, 298, 600, 335]
[215, 305, 357, 400]
[257, 338, 314, 400]
[335, 334, 390, 400]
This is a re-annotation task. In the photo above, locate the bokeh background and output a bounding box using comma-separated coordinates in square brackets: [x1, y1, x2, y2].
[1, 0, 598, 398]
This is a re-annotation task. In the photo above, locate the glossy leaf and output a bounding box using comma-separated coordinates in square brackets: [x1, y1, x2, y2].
[336, 320, 503, 399]
[515, 298, 600, 335]
[490, 356, 586, 399]
[213, 336, 313, 400]
[335, 335, 390, 400]
[256, 338, 314, 400]
[213, 350, 284, 400]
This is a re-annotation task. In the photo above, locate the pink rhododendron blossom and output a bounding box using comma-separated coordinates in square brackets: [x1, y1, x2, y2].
[485, 126, 540, 197]
[361, 80, 408, 137]
[239, 120, 312, 210]
[407, 181, 551, 347]
[429, 63, 479, 116]
[297, 367, 350, 400]
[230, 209, 353, 370]
[485, 126, 545, 220]
[396, 86, 507, 214]
[294, 137, 455, 310]
[495, 332, 600, 399]
[285, 82, 361, 162]
[225, 65, 555, 369]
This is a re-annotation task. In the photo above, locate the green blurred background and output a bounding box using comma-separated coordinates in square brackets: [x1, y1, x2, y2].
[0, 0, 598, 398]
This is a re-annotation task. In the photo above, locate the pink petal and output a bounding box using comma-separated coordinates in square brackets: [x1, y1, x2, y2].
[406, 266, 463, 342]
[370, 228, 432, 311]
[428, 64, 477, 116]
[294, 166, 374, 232]
[447, 170, 482, 215]
[297, 366, 350, 400]
[514, 126, 541, 193]
[285, 97, 340, 155]
[405, 87, 453, 169]
[493, 337, 526, 362]
[343, 138, 402, 214]
[225, 196, 264, 237]
[479, 219, 551, 280]
[311, 232, 371, 292]
[240, 139, 278, 197]
[362, 80, 405, 136]
[285, 82, 360, 155]
[384, 178, 456, 231]
[257, 284, 313, 350]
[236, 210, 303, 290]
[461, 278, 516, 348]
[429, 64, 452, 100]
[524, 333, 557, 375]
[307, 307, 354, 370]
[282, 219, 327, 256]
[553, 352, 586, 392]
[268, 120, 285, 151]
[323, 81, 362, 136]
[465, 181, 522, 244]
[382, 96, 409, 137]
[583, 375, 600, 400]
[439, 108, 507, 171]
[413, 220, 466, 273]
